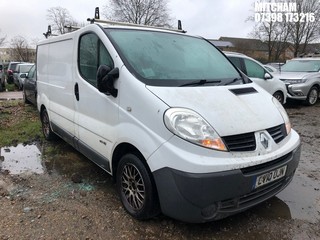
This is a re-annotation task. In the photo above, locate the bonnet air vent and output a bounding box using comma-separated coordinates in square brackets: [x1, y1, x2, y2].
[229, 87, 257, 95]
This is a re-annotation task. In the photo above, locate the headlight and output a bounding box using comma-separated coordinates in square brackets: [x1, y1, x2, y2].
[283, 79, 306, 84]
[164, 108, 227, 151]
[272, 97, 291, 135]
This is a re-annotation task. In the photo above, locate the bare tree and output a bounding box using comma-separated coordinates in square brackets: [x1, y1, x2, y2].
[250, 21, 291, 61]
[0, 30, 6, 47]
[248, 0, 291, 61]
[47, 6, 77, 34]
[249, 0, 320, 59]
[103, 0, 172, 27]
[288, 0, 320, 57]
[10, 36, 34, 62]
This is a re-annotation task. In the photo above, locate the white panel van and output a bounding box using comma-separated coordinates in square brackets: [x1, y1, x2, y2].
[37, 21, 301, 223]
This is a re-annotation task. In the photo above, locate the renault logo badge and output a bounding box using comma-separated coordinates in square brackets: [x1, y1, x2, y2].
[260, 132, 269, 149]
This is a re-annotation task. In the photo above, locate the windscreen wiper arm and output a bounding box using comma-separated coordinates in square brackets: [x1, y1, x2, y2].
[223, 77, 243, 86]
[179, 79, 221, 87]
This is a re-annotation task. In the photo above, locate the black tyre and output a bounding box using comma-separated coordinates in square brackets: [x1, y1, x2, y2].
[305, 86, 319, 106]
[116, 153, 160, 220]
[40, 108, 56, 140]
[273, 91, 284, 104]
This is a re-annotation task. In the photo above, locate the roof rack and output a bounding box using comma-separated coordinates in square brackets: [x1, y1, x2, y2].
[64, 25, 80, 33]
[43, 25, 58, 38]
[87, 7, 186, 33]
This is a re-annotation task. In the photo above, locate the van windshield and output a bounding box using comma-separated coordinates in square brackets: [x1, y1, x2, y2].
[105, 29, 241, 86]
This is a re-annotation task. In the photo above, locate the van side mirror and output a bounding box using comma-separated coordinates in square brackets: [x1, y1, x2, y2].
[97, 65, 119, 98]
[264, 72, 272, 80]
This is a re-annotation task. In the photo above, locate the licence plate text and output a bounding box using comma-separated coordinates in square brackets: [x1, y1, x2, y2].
[255, 165, 287, 189]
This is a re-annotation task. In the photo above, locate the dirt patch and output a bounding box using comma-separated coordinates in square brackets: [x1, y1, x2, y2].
[0, 100, 319, 239]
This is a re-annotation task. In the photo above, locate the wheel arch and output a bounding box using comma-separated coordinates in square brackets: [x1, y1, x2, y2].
[273, 90, 285, 102]
[312, 83, 320, 91]
[40, 104, 47, 116]
[111, 142, 152, 181]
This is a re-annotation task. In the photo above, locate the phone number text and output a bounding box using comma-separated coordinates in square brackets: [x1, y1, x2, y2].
[255, 12, 315, 23]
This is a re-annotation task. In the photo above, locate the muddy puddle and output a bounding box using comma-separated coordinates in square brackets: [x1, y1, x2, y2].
[0, 142, 319, 224]
[0, 144, 43, 175]
[277, 171, 320, 223]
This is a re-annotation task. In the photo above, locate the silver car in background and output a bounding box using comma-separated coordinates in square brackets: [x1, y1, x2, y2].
[274, 58, 320, 105]
[13, 63, 34, 90]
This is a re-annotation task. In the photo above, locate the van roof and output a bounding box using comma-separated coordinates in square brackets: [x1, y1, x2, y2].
[43, 6, 186, 40]
[39, 22, 188, 46]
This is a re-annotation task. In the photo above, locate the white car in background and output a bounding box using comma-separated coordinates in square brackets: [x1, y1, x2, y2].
[225, 52, 287, 104]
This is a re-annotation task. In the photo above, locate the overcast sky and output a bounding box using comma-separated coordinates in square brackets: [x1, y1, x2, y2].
[0, 0, 256, 47]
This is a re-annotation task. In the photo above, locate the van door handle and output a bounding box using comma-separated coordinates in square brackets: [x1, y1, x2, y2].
[74, 83, 79, 101]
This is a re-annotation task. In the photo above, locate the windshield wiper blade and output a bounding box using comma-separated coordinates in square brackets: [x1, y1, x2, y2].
[223, 77, 243, 86]
[179, 79, 221, 87]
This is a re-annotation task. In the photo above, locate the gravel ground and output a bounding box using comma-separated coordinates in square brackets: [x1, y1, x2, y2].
[0, 100, 319, 240]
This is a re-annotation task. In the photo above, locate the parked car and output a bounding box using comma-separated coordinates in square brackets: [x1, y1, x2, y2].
[0, 62, 9, 92]
[0, 63, 4, 91]
[225, 52, 287, 104]
[37, 19, 300, 223]
[273, 58, 320, 105]
[264, 64, 278, 73]
[267, 62, 284, 71]
[7, 62, 21, 84]
[22, 65, 37, 105]
[13, 63, 34, 90]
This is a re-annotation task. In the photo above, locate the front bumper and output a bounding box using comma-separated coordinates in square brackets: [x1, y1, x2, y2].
[153, 144, 301, 223]
[286, 83, 311, 100]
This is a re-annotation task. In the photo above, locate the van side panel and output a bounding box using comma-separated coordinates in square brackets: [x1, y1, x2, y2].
[38, 38, 76, 143]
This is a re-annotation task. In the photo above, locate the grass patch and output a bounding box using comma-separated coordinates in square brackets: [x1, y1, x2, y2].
[0, 100, 43, 147]
[5, 83, 17, 92]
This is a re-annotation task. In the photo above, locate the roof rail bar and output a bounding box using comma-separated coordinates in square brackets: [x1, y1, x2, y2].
[64, 25, 80, 33]
[87, 7, 186, 33]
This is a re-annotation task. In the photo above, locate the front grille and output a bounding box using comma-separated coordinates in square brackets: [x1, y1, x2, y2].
[219, 172, 293, 212]
[222, 132, 256, 152]
[222, 124, 287, 152]
[267, 124, 287, 143]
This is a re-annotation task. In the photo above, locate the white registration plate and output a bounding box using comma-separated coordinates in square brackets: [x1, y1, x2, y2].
[254, 165, 287, 189]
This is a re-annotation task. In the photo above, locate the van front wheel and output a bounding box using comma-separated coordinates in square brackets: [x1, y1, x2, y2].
[41, 109, 56, 140]
[116, 153, 160, 220]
